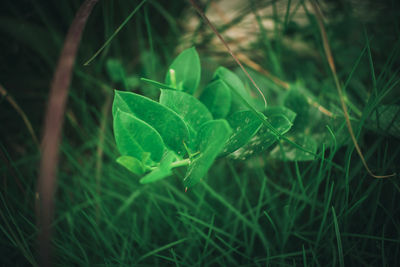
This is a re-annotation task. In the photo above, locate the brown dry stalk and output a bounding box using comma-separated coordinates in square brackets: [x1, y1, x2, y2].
[235, 53, 334, 117]
[188, 0, 268, 109]
[0, 84, 39, 147]
[37, 0, 98, 266]
[235, 53, 290, 89]
[310, 0, 395, 178]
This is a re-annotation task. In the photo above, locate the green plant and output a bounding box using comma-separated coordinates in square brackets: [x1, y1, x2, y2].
[111, 47, 307, 188]
[2, 0, 400, 265]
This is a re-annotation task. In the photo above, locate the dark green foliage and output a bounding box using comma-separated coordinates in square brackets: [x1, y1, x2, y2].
[200, 79, 231, 118]
[284, 88, 310, 131]
[231, 108, 295, 160]
[112, 48, 306, 188]
[106, 58, 126, 83]
[222, 110, 263, 155]
[184, 120, 232, 188]
[1, 0, 400, 266]
[270, 133, 317, 161]
[368, 105, 400, 138]
[111, 48, 298, 187]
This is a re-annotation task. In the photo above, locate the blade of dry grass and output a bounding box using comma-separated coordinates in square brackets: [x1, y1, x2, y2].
[0, 84, 39, 147]
[235, 52, 334, 117]
[310, 0, 395, 179]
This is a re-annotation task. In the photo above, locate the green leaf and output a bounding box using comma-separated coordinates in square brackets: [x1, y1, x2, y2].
[165, 47, 201, 94]
[140, 151, 177, 184]
[283, 88, 309, 131]
[214, 67, 251, 112]
[113, 90, 190, 156]
[184, 120, 232, 188]
[267, 114, 294, 135]
[200, 79, 231, 118]
[106, 58, 126, 83]
[113, 109, 165, 162]
[270, 134, 317, 161]
[221, 110, 263, 156]
[116, 155, 146, 175]
[160, 89, 213, 136]
[141, 77, 177, 90]
[265, 106, 297, 123]
[229, 111, 294, 160]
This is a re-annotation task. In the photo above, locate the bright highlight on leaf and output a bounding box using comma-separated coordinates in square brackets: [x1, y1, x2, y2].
[165, 47, 201, 94]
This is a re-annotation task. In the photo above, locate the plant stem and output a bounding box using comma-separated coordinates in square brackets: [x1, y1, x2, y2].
[149, 158, 191, 171]
[171, 158, 191, 168]
[37, 1, 98, 266]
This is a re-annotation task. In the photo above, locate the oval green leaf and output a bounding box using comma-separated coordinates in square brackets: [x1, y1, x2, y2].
[165, 47, 201, 94]
[200, 79, 231, 119]
[229, 112, 293, 160]
[113, 109, 165, 162]
[221, 110, 263, 156]
[265, 106, 297, 124]
[116, 155, 146, 176]
[113, 90, 190, 156]
[214, 66, 251, 112]
[160, 89, 213, 135]
[184, 120, 232, 188]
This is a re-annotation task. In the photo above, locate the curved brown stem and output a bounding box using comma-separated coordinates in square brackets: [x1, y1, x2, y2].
[37, 0, 98, 266]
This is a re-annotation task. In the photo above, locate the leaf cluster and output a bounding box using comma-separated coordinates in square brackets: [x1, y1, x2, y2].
[111, 47, 312, 187]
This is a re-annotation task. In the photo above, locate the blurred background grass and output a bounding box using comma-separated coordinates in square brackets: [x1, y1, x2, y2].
[1, 0, 400, 266]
